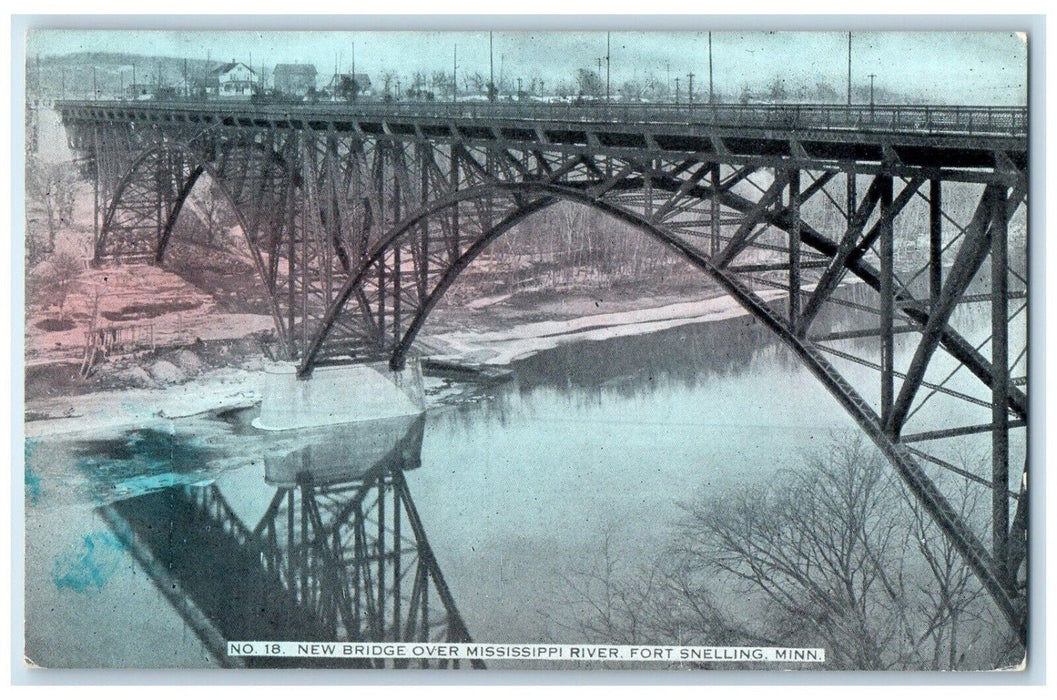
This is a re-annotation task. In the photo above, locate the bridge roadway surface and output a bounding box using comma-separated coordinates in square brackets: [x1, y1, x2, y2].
[59, 100, 1027, 180]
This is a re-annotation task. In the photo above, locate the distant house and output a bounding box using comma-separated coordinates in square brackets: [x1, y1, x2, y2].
[212, 60, 258, 99]
[273, 63, 317, 97]
[124, 83, 153, 100]
[190, 76, 218, 98]
[326, 72, 372, 100]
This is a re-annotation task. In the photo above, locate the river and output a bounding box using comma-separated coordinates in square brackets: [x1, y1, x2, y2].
[22, 300, 1020, 669]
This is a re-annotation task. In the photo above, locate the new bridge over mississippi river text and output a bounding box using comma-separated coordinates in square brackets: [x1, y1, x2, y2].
[58, 99, 1029, 642]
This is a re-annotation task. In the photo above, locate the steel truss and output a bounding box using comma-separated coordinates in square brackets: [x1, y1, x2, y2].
[62, 101, 1029, 644]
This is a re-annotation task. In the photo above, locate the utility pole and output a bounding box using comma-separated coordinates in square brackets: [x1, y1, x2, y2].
[453, 44, 458, 104]
[352, 41, 356, 101]
[687, 71, 695, 108]
[868, 72, 876, 112]
[517, 76, 523, 101]
[847, 32, 852, 105]
[708, 31, 714, 105]
[132, 63, 136, 98]
[92, 66, 97, 99]
[666, 61, 671, 101]
[674, 76, 680, 105]
[606, 31, 611, 104]
[489, 31, 495, 103]
[61, 69, 66, 100]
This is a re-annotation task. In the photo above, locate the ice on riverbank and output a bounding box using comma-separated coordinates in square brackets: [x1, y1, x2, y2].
[24, 288, 781, 437]
[426, 289, 788, 365]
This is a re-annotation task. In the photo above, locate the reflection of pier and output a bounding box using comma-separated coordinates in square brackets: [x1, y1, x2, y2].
[99, 416, 482, 668]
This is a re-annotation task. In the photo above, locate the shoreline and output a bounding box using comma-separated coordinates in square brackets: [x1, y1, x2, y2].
[24, 289, 772, 439]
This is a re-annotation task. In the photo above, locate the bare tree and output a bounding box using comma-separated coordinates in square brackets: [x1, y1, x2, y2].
[379, 70, 398, 101]
[26, 156, 78, 253]
[575, 68, 604, 100]
[547, 434, 1007, 670]
[41, 250, 84, 320]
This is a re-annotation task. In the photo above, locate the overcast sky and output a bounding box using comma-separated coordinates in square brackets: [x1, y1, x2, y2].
[29, 30, 1028, 104]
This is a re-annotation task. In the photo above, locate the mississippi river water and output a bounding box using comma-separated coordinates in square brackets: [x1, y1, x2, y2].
[23, 303, 1016, 668]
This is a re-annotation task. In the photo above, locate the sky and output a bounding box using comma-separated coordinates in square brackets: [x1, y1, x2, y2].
[28, 29, 1028, 104]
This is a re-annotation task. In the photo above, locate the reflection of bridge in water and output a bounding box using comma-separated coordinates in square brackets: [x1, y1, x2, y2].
[99, 416, 483, 669]
[59, 99, 1028, 642]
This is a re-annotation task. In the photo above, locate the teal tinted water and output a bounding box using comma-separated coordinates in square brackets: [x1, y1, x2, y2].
[23, 309, 1013, 668]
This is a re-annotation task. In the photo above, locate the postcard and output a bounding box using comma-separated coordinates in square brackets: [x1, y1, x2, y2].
[21, 27, 1030, 671]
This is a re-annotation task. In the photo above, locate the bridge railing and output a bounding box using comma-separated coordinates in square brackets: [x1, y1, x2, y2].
[58, 99, 1028, 138]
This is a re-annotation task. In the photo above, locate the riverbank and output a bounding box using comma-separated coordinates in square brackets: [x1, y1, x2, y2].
[23, 285, 781, 438]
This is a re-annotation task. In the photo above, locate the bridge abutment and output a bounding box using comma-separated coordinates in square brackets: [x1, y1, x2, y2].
[254, 358, 425, 431]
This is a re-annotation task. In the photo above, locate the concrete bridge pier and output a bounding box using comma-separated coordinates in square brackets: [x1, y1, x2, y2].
[253, 358, 425, 431]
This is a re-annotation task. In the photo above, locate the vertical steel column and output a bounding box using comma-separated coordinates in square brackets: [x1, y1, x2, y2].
[788, 169, 801, 325]
[155, 152, 164, 250]
[376, 142, 387, 344]
[323, 132, 338, 305]
[846, 169, 857, 232]
[392, 477, 402, 640]
[644, 158, 653, 220]
[287, 489, 295, 599]
[392, 157, 402, 346]
[929, 179, 943, 307]
[418, 143, 430, 301]
[991, 183, 1010, 583]
[330, 528, 341, 635]
[92, 125, 100, 246]
[450, 147, 460, 263]
[299, 489, 308, 603]
[375, 473, 386, 638]
[352, 504, 363, 634]
[879, 175, 895, 424]
[286, 136, 297, 359]
[710, 162, 721, 256]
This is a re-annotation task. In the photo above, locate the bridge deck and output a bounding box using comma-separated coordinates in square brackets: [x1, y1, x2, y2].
[58, 100, 1027, 175]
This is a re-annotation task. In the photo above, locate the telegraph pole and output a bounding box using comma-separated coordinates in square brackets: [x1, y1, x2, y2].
[453, 44, 458, 104]
[489, 31, 495, 102]
[674, 76, 680, 105]
[847, 32, 852, 105]
[605, 31, 611, 104]
[352, 42, 356, 101]
[687, 71, 695, 108]
[868, 72, 876, 112]
[92, 66, 97, 99]
[708, 31, 714, 104]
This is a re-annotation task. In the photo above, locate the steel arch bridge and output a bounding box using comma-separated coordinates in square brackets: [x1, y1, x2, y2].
[59, 99, 1029, 643]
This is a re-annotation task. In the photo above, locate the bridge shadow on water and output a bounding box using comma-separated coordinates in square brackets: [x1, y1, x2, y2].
[95, 415, 483, 669]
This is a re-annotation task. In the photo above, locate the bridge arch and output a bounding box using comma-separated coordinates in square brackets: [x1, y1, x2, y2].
[305, 177, 1026, 425]
[301, 178, 1024, 639]
[97, 131, 295, 352]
